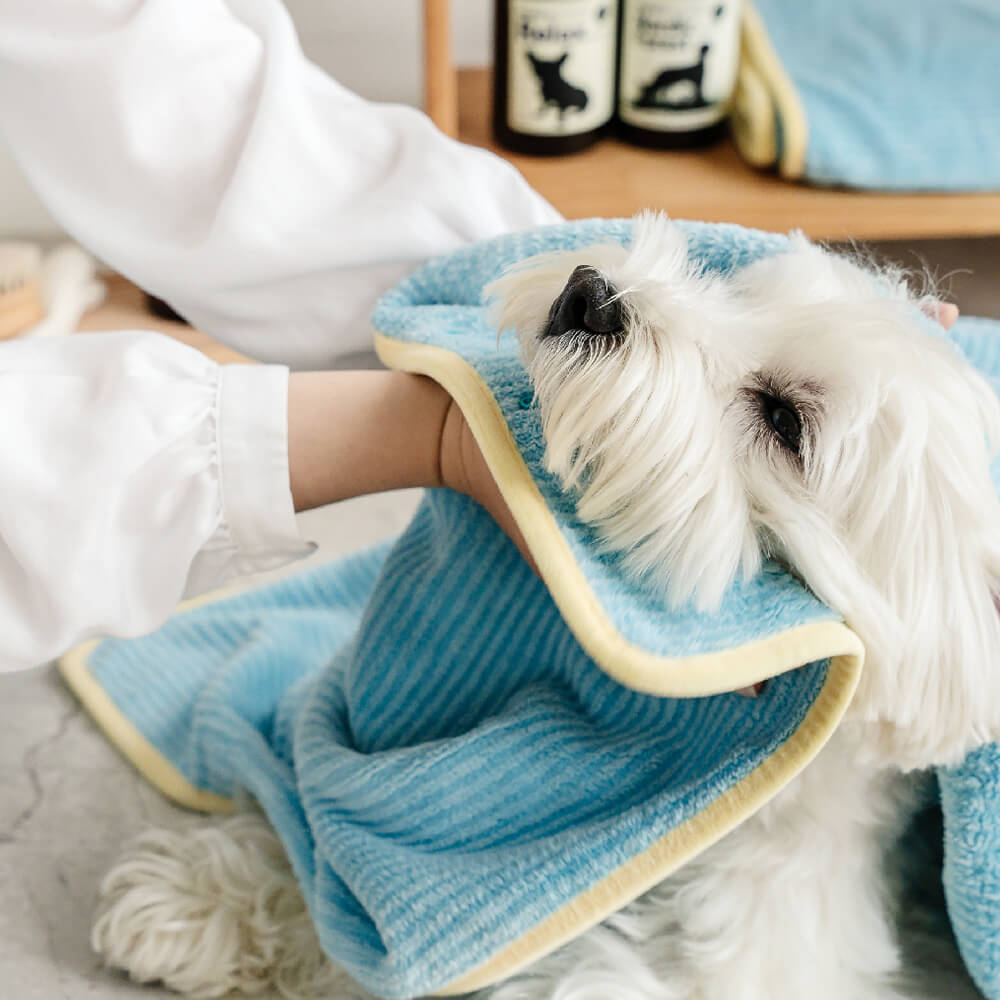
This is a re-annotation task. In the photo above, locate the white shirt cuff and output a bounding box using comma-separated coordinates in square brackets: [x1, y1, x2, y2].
[186, 362, 314, 595]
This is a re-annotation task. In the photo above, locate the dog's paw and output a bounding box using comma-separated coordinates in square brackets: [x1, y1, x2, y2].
[92, 812, 345, 998]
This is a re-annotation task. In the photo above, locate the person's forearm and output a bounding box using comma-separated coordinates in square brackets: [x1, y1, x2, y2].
[288, 368, 537, 574]
[287, 370, 450, 511]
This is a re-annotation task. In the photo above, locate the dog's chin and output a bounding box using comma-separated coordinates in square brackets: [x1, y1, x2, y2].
[519, 328, 640, 490]
[525, 334, 761, 613]
[528, 328, 628, 372]
[520, 323, 629, 376]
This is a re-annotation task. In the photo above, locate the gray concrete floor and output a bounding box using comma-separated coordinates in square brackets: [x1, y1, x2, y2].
[2, 237, 999, 1000]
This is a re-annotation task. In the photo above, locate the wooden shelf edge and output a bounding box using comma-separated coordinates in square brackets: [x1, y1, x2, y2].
[457, 68, 1000, 242]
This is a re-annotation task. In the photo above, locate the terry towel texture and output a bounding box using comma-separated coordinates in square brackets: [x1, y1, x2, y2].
[60, 220, 1000, 998]
[733, 0, 1000, 190]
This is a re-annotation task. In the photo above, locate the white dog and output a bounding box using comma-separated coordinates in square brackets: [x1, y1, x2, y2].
[94, 215, 1000, 1000]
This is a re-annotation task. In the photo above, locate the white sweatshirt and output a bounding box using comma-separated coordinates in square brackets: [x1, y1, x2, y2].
[0, 0, 561, 671]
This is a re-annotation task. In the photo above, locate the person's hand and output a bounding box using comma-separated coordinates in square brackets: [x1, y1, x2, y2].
[287, 369, 536, 572]
[437, 394, 537, 575]
[923, 300, 959, 328]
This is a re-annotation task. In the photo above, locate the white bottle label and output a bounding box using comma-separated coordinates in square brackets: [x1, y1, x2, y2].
[507, 1, 618, 137]
[619, 0, 741, 132]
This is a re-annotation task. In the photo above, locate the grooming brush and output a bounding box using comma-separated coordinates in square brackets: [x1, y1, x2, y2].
[0, 242, 44, 340]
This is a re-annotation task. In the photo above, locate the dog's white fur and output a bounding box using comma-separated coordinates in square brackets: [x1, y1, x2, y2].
[93, 215, 1000, 999]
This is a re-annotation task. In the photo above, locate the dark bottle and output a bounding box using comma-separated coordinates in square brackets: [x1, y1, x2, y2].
[616, 0, 741, 148]
[494, 1, 619, 155]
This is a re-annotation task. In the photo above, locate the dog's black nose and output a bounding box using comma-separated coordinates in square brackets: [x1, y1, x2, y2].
[545, 266, 623, 339]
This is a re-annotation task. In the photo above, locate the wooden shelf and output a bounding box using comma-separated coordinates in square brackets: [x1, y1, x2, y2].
[458, 68, 1000, 242]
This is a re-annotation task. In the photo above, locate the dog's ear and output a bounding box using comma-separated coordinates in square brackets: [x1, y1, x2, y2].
[769, 393, 1000, 769]
[740, 241, 1000, 767]
[736, 236, 885, 310]
[841, 351, 1000, 769]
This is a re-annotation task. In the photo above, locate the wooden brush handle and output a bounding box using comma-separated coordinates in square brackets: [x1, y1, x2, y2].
[0, 279, 44, 340]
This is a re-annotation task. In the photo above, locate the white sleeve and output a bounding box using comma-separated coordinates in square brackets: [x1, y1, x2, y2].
[0, 331, 311, 673]
[0, 0, 562, 370]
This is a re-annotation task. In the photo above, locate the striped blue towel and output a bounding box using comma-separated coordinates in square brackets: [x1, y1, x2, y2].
[59, 220, 1000, 998]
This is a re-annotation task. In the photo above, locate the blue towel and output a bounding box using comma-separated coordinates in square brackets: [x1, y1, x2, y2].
[59, 220, 999, 998]
[733, 0, 1000, 191]
[937, 317, 1000, 999]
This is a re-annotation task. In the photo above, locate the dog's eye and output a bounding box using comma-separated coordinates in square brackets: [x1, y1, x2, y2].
[758, 393, 802, 453]
[770, 405, 801, 451]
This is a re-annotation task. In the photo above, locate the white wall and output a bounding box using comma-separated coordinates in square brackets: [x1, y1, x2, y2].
[0, 0, 493, 238]
[0, 156, 56, 238]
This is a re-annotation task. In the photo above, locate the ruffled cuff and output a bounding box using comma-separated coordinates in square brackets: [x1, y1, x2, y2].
[186, 363, 314, 595]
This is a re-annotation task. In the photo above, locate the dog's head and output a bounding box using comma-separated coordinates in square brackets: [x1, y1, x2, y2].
[488, 214, 1000, 767]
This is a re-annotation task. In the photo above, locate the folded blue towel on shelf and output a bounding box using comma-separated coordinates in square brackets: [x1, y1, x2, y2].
[734, 0, 1000, 191]
[60, 220, 1000, 999]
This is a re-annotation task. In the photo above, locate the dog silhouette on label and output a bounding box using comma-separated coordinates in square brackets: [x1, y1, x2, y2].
[527, 53, 589, 120]
[633, 44, 712, 111]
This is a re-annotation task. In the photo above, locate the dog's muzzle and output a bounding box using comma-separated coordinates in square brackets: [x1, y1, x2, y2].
[544, 266, 623, 339]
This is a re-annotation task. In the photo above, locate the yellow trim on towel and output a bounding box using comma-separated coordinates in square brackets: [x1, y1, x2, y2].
[736, 2, 808, 179]
[60, 621, 859, 997]
[731, 49, 777, 167]
[442, 650, 858, 994]
[59, 592, 243, 816]
[61, 643, 235, 814]
[374, 331, 864, 699]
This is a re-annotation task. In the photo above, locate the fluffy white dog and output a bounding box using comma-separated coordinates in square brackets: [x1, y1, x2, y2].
[94, 215, 1000, 1000]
